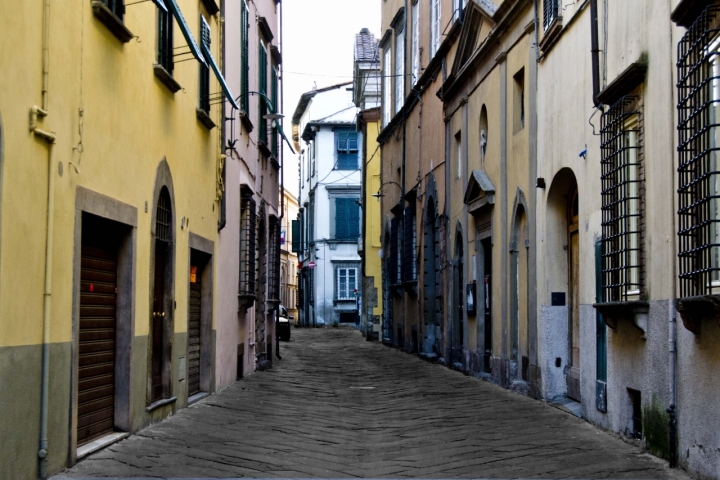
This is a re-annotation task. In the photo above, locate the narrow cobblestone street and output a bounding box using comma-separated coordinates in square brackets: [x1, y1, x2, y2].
[55, 328, 685, 479]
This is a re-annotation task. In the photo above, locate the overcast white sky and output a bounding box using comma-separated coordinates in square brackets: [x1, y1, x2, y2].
[281, 0, 381, 198]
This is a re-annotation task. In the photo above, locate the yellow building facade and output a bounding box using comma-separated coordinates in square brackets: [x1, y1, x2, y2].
[0, 0, 229, 477]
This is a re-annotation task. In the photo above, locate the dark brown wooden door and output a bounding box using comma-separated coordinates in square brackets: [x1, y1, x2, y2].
[187, 274, 201, 396]
[78, 245, 118, 445]
[151, 240, 167, 402]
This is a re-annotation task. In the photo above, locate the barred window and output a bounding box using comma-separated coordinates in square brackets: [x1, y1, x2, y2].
[238, 188, 256, 300]
[402, 205, 417, 283]
[543, 0, 558, 32]
[268, 216, 281, 303]
[600, 96, 643, 302]
[677, 6, 720, 297]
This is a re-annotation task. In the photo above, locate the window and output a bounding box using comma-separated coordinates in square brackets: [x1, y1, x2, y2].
[312, 139, 317, 175]
[453, 0, 468, 22]
[402, 204, 417, 282]
[335, 197, 360, 241]
[271, 67, 279, 157]
[513, 68, 525, 133]
[600, 96, 643, 302]
[395, 26, 405, 114]
[336, 267, 358, 300]
[677, 6, 720, 297]
[455, 131, 462, 179]
[157, 3, 174, 74]
[258, 41, 269, 143]
[104, 0, 125, 20]
[199, 17, 211, 114]
[390, 216, 402, 285]
[383, 46, 392, 126]
[268, 216, 281, 303]
[240, 0, 250, 112]
[543, 0, 559, 31]
[335, 128, 359, 170]
[412, 3, 420, 84]
[238, 188, 256, 303]
[430, 0, 441, 57]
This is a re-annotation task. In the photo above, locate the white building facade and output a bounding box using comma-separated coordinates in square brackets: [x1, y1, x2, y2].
[293, 83, 363, 326]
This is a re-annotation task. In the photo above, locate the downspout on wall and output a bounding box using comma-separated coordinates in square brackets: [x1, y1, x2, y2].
[36, 0, 55, 476]
[590, 0, 601, 108]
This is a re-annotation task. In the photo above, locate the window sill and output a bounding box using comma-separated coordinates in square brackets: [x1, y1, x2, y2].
[145, 396, 177, 413]
[593, 300, 649, 335]
[539, 16, 563, 54]
[674, 295, 720, 335]
[258, 140, 272, 158]
[153, 64, 181, 93]
[238, 293, 256, 313]
[196, 108, 216, 130]
[403, 280, 418, 296]
[92, 1, 134, 43]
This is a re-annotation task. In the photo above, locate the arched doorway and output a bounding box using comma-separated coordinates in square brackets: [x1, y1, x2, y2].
[546, 168, 580, 402]
[510, 197, 529, 382]
[423, 197, 438, 354]
[452, 226, 464, 367]
[149, 172, 175, 406]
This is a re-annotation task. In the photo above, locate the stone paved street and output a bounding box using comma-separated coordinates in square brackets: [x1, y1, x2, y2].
[54, 328, 686, 479]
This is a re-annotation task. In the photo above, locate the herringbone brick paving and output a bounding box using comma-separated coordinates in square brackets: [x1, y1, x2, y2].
[54, 328, 686, 478]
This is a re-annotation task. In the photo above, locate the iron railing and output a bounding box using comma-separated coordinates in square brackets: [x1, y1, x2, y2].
[677, 5, 720, 297]
[156, 187, 172, 242]
[600, 95, 643, 301]
[268, 216, 281, 303]
[543, 0, 558, 32]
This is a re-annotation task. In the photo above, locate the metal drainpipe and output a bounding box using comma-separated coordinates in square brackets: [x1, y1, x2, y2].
[276, 0, 284, 360]
[37, 0, 54, 476]
[590, 0, 601, 108]
[666, 0, 677, 466]
[29, 109, 58, 478]
[400, 0, 408, 346]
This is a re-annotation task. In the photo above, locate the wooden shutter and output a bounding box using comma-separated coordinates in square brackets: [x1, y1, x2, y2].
[240, 1, 250, 112]
[291, 219, 301, 253]
[348, 199, 360, 239]
[259, 43, 268, 142]
[187, 278, 201, 396]
[336, 198, 350, 240]
[336, 130, 358, 170]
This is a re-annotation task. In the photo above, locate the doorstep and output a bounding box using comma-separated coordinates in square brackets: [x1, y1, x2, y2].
[77, 432, 129, 460]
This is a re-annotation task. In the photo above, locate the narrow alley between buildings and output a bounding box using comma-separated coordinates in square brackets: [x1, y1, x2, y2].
[55, 328, 682, 479]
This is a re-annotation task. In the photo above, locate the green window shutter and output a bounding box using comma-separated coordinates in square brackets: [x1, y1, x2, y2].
[259, 42, 268, 141]
[335, 129, 359, 170]
[271, 68, 279, 157]
[336, 198, 349, 240]
[291, 220, 300, 253]
[240, 1, 249, 112]
[348, 200, 360, 240]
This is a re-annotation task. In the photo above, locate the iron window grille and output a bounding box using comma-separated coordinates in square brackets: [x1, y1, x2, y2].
[600, 95, 644, 302]
[157, 4, 174, 74]
[258, 42, 269, 143]
[335, 129, 359, 170]
[677, 5, 720, 297]
[156, 187, 172, 242]
[543, 0, 558, 32]
[402, 205, 417, 283]
[199, 17, 211, 114]
[268, 216, 281, 304]
[240, 0, 250, 113]
[102, 0, 125, 20]
[238, 188, 256, 301]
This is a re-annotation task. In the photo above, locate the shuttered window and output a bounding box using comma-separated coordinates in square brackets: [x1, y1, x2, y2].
[402, 205, 417, 282]
[199, 17, 211, 113]
[268, 216, 281, 302]
[259, 42, 268, 143]
[390, 216, 401, 285]
[271, 67, 279, 157]
[395, 25, 405, 114]
[430, 0, 440, 57]
[157, 3, 174, 73]
[240, 1, 250, 113]
[104, 0, 125, 20]
[335, 197, 360, 241]
[335, 129, 359, 170]
[412, 3, 420, 84]
[543, 0, 558, 31]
